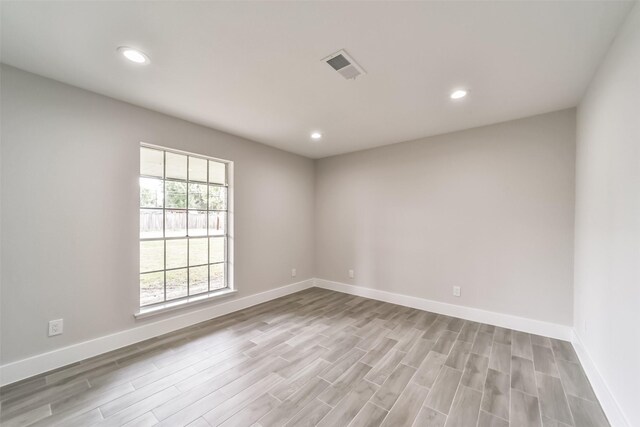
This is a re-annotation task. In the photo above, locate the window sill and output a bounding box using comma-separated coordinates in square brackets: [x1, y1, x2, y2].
[134, 288, 238, 319]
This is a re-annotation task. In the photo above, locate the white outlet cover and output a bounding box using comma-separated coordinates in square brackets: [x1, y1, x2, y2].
[453, 286, 461, 297]
[48, 319, 63, 336]
[348, 269, 355, 279]
[291, 268, 297, 277]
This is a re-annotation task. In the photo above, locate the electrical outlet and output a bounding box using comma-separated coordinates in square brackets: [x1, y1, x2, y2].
[453, 286, 461, 297]
[291, 268, 297, 278]
[348, 269, 355, 279]
[48, 319, 63, 336]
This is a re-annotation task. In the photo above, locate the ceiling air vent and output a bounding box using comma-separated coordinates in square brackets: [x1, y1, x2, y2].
[323, 49, 366, 80]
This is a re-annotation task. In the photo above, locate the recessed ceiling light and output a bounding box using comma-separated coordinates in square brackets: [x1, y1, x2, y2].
[118, 46, 149, 64]
[450, 89, 468, 100]
[310, 132, 322, 140]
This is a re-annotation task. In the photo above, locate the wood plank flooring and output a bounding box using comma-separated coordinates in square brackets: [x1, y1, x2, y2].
[0, 288, 609, 427]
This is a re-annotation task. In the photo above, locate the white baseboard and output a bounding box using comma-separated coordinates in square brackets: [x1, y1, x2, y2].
[0, 279, 315, 387]
[571, 330, 630, 427]
[314, 279, 572, 341]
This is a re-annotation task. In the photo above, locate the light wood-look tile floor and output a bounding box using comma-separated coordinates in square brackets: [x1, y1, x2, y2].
[0, 288, 609, 427]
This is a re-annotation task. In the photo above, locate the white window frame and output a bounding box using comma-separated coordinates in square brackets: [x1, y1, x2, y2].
[136, 143, 235, 317]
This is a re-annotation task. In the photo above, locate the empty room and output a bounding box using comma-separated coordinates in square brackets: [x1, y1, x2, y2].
[1, 1, 638, 426]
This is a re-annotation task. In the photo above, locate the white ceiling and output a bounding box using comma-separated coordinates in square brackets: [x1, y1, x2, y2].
[1, 1, 634, 158]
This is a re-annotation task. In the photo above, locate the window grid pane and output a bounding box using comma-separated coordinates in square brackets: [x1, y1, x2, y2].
[209, 160, 226, 185]
[140, 271, 164, 306]
[140, 146, 229, 307]
[166, 152, 187, 180]
[140, 147, 164, 178]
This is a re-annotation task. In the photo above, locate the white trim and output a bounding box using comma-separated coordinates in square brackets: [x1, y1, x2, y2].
[314, 279, 572, 341]
[0, 279, 315, 387]
[571, 330, 630, 427]
[134, 288, 238, 319]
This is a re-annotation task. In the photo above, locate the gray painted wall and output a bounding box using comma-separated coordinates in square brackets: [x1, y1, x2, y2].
[315, 110, 576, 325]
[0, 66, 315, 363]
[1, 66, 579, 371]
[574, 3, 640, 425]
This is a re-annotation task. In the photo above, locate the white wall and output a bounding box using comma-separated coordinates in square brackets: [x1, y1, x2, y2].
[574, 2, 640, 425]
[0, 66, 315, 364]
[316, 110, 576, 326]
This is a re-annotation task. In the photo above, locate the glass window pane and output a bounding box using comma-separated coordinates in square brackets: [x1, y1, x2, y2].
[189, 266, 208, 295]
[140, 147, 163, 178]
[166, 210, 187, 237]
[188, 183, 208, 210]
[140, 177, 163, 208]
[140, 209, 163, 239]
[209, 186, 227, 210]
[209, 161, 226, 185]
[189, 157, 207, 182]
[209, 237, 225, 263]
[140, 272, 164, 306]
[166, 239, 187, 269]
[166, 268, 187, 300]
[210, 263, 225, 290]
[208, 212, 226, 236]
[166, 181, 187, 209]
[166, 152, 187, 180]
[189, 238, 208, 266]
[140, 240, 164, 273]
[140, 148, 231, 307]
[188, 210, 207, 236]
